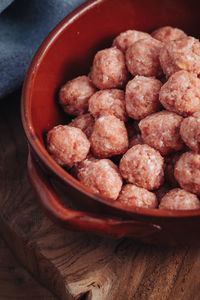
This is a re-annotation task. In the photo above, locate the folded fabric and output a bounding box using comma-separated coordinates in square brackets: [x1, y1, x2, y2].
[0, 0, 14, 13]
[0, 0, 85, 99]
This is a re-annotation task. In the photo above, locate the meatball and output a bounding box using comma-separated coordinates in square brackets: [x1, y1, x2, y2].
[112, 29, 151, 52]
[174, 151, 200, 195]
[125, 76, 162, 120]
[69, 113, 95, 138]
[139, 111, 184, 155]
[71, 154, 98, 178]
[159, 70, 200, 117]
[90, 47, 128, 89]
[151, 26, 187, 42]
[159, 37, 200, 78]
[117, 184, 158, 209]
[180, 112, 200, 152]
[59, 76, 96, 116]
[125, 38, 163, 77]
[88, 89, 127, 121]
[119, 144, 164, 190]
[129, 134, 143, 148]
[47, 125, 90, 167]
[159, 188, 200, 210]
[165, 152, 183, 186]
[77, 158, 122, 200]
[90, 115, 128, 158]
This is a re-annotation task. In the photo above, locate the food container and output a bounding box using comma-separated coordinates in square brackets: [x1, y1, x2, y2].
[21, 0, 200, 246]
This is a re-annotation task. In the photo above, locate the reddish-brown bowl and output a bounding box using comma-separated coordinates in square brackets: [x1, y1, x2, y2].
[21, 0, 200, 245]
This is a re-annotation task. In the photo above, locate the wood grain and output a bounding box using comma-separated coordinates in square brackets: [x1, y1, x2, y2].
[0, 90, 200, 299]
[0, 234, 56, 299]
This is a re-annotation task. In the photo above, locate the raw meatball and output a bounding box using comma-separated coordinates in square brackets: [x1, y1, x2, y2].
[165, 152, 183, 186]
[88, 89, 127, 121]
[125, 76, 162, 120]
[159, 37, 200, 78]
[159, 188, 200, 210]
[139, 111, 184, 155]
[47, 125, 90, 167]
[69, 113, 95, 138]
[117, 184, 158, 209]
[90, 47, 128, 89]
[159, 70, 200, 116]
[151, 26, 187, 42]
[119, 144, 164, 190]
[59, 76, 96, 116]
[174, 151, 200, 194]
[113, 29, 151, 52]
[77, 158, 122, 200]
[71, 154, 98, 178]
[90, 116, 128, 157]
[180, 112, 200, 152]
[125, 38, 163, 77]
[129, 134, 143, 148]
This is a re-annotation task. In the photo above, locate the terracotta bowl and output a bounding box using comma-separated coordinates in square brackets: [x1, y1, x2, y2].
[21, 0, 200, 246]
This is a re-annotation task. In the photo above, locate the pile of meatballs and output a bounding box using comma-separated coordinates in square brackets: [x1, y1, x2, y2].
[47, 26, 200, 211]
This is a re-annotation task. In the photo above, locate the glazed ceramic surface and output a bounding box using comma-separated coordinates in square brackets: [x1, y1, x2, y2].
[22, 0, 200, 245]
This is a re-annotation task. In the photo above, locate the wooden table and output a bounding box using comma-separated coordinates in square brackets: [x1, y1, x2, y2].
[0, 90, 200, 300]
[0, 233, 56, 299]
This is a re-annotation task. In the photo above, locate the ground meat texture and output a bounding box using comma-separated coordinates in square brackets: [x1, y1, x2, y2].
[180, 112, 200, 152]
[47, 125, 90, 168]
[125, 76, 162, 120]
[59, 76, 96, 116]
[165, 152, 183, 186]
[125, 38, 163, 77]
[90, 47, 128, 89]
[69, 113, 95, 138]
[112, 30, 151, 52]
[159, 37, 200, 78]
[159, 188, 200, 210]
[117, 184, 157, 209]
[90, 115, 128, 157]
[174, 151, 200, 195]
[77, 158, 122, 200]
[139, 111, 184, 155]
[129, 134, 143, 148]
[151, 26, 187, 42]
[88, 89, 127, 121]
[159, 70, 200, 117]
[71, 154, 98, 178]
[119, 144, 164, 190]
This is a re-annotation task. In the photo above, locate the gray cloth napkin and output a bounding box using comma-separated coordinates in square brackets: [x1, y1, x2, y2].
[0, 0, 86, 99]
[0, 0, 14, 13]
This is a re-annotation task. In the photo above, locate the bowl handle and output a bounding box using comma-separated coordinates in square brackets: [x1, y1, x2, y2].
[27, 152, 161, 239]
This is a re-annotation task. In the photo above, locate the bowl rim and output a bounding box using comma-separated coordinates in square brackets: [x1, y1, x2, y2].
[21, 0, 200, 219]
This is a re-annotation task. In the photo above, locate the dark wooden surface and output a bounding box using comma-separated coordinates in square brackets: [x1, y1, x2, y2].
[1, 90, 200, 299]
[0, 233, 56, 299]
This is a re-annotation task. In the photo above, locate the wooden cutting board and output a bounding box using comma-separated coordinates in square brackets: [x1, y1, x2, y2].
[0, 90, 200, 300]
